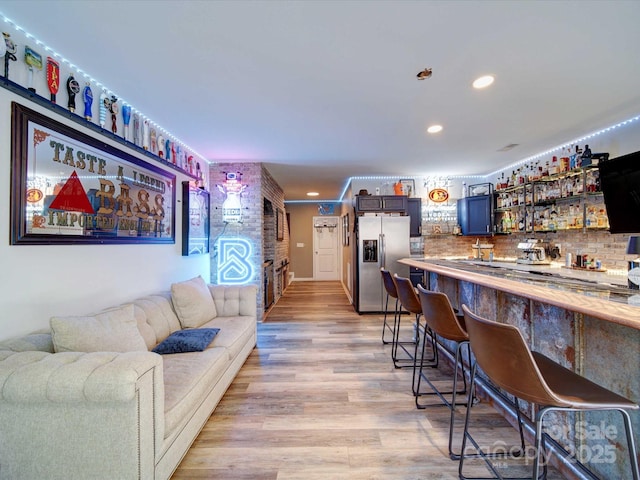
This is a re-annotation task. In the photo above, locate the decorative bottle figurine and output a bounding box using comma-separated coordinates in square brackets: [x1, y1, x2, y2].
[2, 32, 17, 79]
[66, 75, 80, 112]
[46, 57, 60, 103]
[142, 120, 150, 151]
[133, 113, 141, 146]
[122, 103, 131, 140]
[157, 134, 165, 158]
[83, 83, 93, 121]
[108, 95, 118, 134]
[99, 90, 107, 128]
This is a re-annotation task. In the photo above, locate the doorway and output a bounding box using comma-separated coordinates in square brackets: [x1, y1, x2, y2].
[312, 216, 339, 280]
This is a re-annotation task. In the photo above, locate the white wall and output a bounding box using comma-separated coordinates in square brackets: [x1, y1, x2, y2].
[0, 89, 210, 341]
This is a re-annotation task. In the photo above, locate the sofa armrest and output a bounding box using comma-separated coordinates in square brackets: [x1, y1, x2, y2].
[0, 331, 54, 353]
[0, 350, 162, 403]
[0, 351, 164, 480]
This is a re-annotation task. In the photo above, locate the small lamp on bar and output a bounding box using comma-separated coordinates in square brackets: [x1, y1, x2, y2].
[626, 236, 640, 289]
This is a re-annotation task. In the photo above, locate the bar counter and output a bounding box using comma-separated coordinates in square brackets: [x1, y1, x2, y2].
[400, 258, 640, 330]
[399, 257, 640, 480]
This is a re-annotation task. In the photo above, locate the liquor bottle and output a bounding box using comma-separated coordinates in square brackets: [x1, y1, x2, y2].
[586, 207, 598, 228]
[597, 209, 608, 228]
[586, 170, 596, 192]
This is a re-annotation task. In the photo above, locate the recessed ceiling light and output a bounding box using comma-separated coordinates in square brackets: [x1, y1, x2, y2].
[473, 75, 495, 89]
[307, 191, 319, 197]
[427, 125, 443, 134]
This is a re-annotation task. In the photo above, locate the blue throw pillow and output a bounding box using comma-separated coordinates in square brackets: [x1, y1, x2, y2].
[152, 328, 220, 354]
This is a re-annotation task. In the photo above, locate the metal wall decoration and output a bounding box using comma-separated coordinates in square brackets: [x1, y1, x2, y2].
[182, 181, 210, 256]
[10, 102, 176, 245]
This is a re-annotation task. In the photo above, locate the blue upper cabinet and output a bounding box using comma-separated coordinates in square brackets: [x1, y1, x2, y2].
[457, 195, 492, 236]
[408, 197, 422, 237]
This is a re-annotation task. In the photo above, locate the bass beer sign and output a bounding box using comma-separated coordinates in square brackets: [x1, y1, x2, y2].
[11, 103, 175, 244]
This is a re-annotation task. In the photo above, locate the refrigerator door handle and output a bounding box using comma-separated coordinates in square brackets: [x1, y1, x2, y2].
[380, 233, 385, 267]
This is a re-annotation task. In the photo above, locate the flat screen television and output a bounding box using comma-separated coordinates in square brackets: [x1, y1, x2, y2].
[598, 150, 640, 234]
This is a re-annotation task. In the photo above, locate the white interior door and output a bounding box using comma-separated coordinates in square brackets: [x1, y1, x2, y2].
[313, 216, 339, 280]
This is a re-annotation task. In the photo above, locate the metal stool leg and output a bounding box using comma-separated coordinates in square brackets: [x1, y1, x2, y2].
[414, 335, 470, 409]
[533, 406, 639, 480]
[458, 363, 530, 480]
[391, 310, 419, 369]
[411, 319, 442, 397]
[448, 341, 475, 458]
[382, 293, 397, 345]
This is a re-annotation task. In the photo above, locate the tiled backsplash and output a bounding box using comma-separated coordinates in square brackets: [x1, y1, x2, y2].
[423, 230, 633, 270]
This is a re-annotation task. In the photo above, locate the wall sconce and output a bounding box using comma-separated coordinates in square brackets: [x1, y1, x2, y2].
[626, 236, 640, 289]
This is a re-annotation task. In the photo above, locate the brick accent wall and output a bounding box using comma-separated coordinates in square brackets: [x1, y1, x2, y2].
[423, 230, 633, 271]
[208, 162, 287, 320]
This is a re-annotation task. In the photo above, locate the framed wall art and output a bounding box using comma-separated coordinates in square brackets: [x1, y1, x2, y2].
[10, 102, 176, 245]
[276, 207, 284, 241]
[399, 178, 416, 197]
[342, 213, 350, 246]
[182, 181, 210, 256]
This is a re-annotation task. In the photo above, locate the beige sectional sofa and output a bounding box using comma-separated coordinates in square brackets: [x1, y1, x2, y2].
[0, 276, 258, 480]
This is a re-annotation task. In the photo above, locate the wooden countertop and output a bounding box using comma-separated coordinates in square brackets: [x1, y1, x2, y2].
[400, 258, 640, 331]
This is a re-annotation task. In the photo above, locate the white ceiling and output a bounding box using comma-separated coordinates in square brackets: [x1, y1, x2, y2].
[2, 0, 640, 201]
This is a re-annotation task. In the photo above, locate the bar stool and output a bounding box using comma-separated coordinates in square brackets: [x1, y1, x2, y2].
[392, 274, 437, 390]
[416, 285, 473, 458]
[380, 268, 399, 345]
[460, 304, 640, 480]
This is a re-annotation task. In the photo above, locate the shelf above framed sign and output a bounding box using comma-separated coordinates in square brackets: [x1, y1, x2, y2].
[10, 102, 176, 245]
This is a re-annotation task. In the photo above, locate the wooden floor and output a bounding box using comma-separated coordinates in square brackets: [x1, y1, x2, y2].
[172, 281, 565, 479]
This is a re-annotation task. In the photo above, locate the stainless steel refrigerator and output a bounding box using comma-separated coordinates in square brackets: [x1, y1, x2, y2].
[354, 215, 410, 313]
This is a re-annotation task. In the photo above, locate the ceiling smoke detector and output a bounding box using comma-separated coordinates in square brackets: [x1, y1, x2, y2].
[417, 68, 432, 80]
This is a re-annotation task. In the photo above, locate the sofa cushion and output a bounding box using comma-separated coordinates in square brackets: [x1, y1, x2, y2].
[152, 328, 220, 355]
[171, 276, 217, 328]
[201, 315, 256, 359]
[209, 284, 257, 317]
[132, 293, 182, 350]
[50, 304, 147, 353]
[162, 347, 229, 438]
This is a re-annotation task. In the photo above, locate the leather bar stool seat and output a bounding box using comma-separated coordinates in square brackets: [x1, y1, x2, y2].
[459, 304, 639, 480]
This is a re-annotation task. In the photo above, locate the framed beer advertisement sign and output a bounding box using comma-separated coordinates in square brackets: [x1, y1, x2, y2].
[182, 181, 210, 256]
[10, 102, 176, 245]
